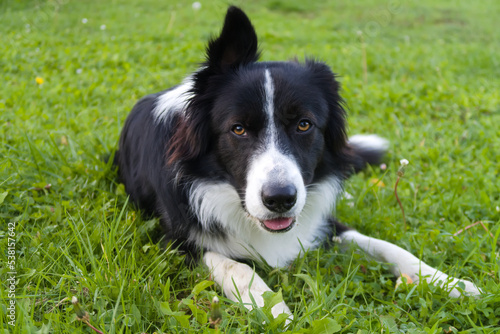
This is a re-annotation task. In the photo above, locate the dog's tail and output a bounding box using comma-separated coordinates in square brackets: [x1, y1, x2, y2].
[347, 134, 389, 173]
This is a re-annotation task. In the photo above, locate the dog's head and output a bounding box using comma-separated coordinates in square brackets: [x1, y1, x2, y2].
[169, 7, 349, 233]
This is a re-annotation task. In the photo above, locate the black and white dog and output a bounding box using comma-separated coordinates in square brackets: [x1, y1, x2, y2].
[116, 6, 480, 318]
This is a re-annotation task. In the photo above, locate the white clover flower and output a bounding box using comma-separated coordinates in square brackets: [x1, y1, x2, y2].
[76, 68, 83, 74]
[380, 163, 387, 170]
[343, 191, 354, 200]
[82, 18, 88, 24]
[496, 206, 500, 213]
[192, 2, 201, 10]
[400, 159, 409, 166]
[100, 24, 106, 30]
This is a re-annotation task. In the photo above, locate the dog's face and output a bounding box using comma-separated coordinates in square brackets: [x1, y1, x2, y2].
[169, 7, 348, 234]
[210, 64, 342, 232]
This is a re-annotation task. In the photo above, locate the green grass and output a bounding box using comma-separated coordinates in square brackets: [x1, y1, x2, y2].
[1, 0, 499, 332]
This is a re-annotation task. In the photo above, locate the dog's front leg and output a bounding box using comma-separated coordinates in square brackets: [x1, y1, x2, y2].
[203, 251, 292, 319]
[338, 230, 481, 297]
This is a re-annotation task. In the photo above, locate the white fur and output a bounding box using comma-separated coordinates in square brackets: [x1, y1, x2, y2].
[340, 230, 481, 297]
[348, 134, 389, 152]
[263, 70, 275, 123]
[189, 176, 342, 267]
[153, 77, 194, 123]
[204, 251, 292, 320]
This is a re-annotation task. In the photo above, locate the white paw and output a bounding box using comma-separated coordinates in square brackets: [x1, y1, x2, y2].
[406, 266, 482, 297]
[271, 301, 293, 324]
[439, 277, 482, 298]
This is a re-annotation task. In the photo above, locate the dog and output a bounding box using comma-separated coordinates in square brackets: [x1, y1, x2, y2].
[115, 6, 480, 319]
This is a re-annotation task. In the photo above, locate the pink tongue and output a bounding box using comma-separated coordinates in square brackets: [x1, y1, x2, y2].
[263, 217, 293, 231]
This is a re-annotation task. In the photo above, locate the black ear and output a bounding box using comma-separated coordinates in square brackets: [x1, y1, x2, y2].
[306, 60, 347, 153]
[205, 6, 260, 71]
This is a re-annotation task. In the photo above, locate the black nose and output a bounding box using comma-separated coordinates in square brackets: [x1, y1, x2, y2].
[261, 184, 297, 213]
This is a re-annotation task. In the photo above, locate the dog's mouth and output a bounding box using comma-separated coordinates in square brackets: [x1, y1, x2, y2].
[260, 217, 295, 233]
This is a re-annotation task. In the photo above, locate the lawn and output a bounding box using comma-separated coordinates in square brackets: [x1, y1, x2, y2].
[1, 0, 499, 332]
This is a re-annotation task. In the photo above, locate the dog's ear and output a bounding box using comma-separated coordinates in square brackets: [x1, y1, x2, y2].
[167, 112, 209, 166]
[205, 6, 260, 71]
[306, 60, 347, 154]
[309, 62, 378, 175]
[324, 78, 348, 155]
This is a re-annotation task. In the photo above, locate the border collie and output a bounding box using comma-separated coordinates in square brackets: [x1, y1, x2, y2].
[116, 6, 480, 319]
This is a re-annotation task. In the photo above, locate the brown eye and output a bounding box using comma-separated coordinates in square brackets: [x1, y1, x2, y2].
[232, 124, 246, 136]
[297, 120, 311, 132]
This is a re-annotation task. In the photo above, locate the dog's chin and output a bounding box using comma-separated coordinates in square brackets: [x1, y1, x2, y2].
[258, 217, 296, 233]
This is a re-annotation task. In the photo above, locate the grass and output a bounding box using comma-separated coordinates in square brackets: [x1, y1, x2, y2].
[1, 0, 499, 332]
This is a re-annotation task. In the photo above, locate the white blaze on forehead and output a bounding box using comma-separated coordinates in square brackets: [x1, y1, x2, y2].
[264, 69, 275, 132]
[245, 69, 306, 221]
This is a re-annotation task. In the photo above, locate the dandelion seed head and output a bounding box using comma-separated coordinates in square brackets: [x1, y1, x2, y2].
[192, 2, 201, 10]
[400, 159, 409, 166]
[82, 18, 88, 24]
